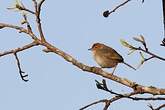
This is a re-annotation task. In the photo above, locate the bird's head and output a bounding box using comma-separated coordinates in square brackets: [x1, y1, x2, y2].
[88, 43, 104, 51]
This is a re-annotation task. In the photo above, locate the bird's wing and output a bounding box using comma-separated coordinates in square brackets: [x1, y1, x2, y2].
[101, 47, 124, 62]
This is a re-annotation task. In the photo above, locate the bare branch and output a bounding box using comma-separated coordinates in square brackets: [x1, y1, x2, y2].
[22, 14, 33, 33]
[96, 80, 165, 101]
[144, 56, 155, 62]
[162, 0, 165, 42]
[32, 0, 37, 10]
[32, 0, 46, 42]
[136, 47, 165, 61]
[0, 23, 25, 31]
[1, 1, 165, 96]
[0, 23, 5, 29]
[103, 0, 131, 17]
[0, 41, 38, 57]
[21, 8, 35, 14]
[161, 38, 165, 46]
[148, 103, 165, 110]
[7, 6, 35, 14]
[38, 0, 45, 13]
[137, 53, 154, 69]
[14, 52, 28, 82]
[81, 79, 165, 109]
[1, 42, 36, 81]
[1, 2, 165, 110]
[121, 37, 165, 67]
[79, 99, 109, 110]
[0, 23, 38, 40]
[80, 90, 140, 110]
[155, 104, 165, 110]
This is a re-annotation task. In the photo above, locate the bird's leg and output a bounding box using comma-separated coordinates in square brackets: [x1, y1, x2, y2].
[112, 64, 118, 75]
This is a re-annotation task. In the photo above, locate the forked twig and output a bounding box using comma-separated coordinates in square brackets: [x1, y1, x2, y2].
[14, 52, 28, 82]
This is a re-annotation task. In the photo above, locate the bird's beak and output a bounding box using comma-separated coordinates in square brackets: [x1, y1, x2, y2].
[88, 48, 92, 51]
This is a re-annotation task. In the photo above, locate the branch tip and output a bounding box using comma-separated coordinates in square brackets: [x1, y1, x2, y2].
[13, 52, 29, 82]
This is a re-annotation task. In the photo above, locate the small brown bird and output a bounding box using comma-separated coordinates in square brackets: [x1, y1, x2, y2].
[89, 43, 136, 74]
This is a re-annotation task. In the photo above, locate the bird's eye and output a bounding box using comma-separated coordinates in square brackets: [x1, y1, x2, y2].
[92, 43, 101, 49]
[94, 46, 97, 48]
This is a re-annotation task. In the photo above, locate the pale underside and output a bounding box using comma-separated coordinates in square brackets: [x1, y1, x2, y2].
[93, 51, 122, 68]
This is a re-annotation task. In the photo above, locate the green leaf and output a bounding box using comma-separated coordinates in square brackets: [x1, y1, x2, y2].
[127, 49, 136, 55]
[139, 52, 145, 61]
[7, 0, 24, 11]
[120, 39, 134, 49]
[136, 52, 145, 69]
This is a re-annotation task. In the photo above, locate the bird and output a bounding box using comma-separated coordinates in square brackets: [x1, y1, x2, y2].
[88, 43, 136, 74]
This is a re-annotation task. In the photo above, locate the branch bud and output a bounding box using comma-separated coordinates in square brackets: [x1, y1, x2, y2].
[120, 39, 135, 49]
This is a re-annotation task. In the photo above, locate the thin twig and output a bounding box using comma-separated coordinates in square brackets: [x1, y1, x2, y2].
[38, 0, 45, 13]
[103, 0, 131, 17]
[109, 90, 165, 101]
[161, 0, 165, 46]
[96, 80, 165, 101]
[0, 42, 38, 57]
[22, 14, 33, 33]
[79, 99, 109, 110]
[144, 56, 155, 62]
[33, 0, 46, 42]
[80, 90, 141, 110]
[148, 103, 165, 110]
[0, 41, 38, 81]
[32, 0, 37, 10]
[0, 23, 38, 40]
[7, 2, 35, 14]
[162, 0, 165, 39]
[156, 104, 165, 110]
[109, 0, 131, 15]
[80, 79, 165, 110]
[137, 47, 165, 61]
[14, 52, 28, 82]
[139, 55, 155, 68]
[21, 8, 35, 14]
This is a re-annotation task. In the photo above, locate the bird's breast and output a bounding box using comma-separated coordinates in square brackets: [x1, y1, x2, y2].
[93, 52, 118, 68]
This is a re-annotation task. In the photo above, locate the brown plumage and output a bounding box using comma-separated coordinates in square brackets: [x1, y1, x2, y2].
[89, 43, 136, 73]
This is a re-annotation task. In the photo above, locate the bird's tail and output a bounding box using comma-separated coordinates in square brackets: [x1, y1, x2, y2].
[123, 62, 136, 70]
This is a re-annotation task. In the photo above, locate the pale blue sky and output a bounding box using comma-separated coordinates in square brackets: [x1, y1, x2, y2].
[0, 0, 164, 110]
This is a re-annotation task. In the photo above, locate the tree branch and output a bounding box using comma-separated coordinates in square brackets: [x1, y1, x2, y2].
[1, 0, 165, 96]
[0, 1, 165, 109]
[148, 103, 165, 110]
[103, 0, 131, 17]
[0, 42, 38, 82]
[80, 90, 141, 110]
[21, 8, 35, 14]
[81, 79, 165, 110]
[14, 52, 28, 82]
[79, 99, 109, 110]
[161, 0, 165, 46]
[121, 37, 165, 69]
[0, 41, 38, 57]
[41, 41, 165, 95]
[136, 47, 165, 61]
[96, 79, 165, 101]
[0, 23, 38, 40]
[32, 0, 46, 42]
